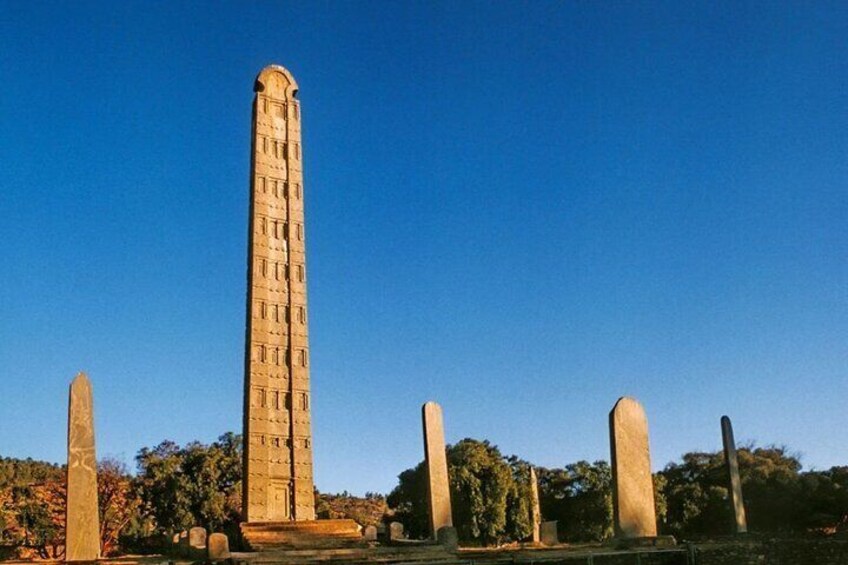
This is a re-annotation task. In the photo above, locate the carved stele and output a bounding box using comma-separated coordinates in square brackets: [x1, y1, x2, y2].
[721, 415, 748, 534]
[422, 401, 453, 539]
[65, 372, 100, 561]
[609, 396, 657, 538]
[243, 64, 315, 522]
[529, 466, 542, 543]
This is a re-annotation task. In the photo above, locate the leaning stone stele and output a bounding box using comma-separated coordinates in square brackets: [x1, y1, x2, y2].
[609, 396, 657, 538]
[721, 415, 748, 534]
[65, 372, 100, 561]
[243, 64, 315, 523]
[529, 466, 542, 543]
[422, 401, 453, 539]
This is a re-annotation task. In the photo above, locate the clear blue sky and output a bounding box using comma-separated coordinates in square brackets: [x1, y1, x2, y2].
[1, 2, 846, 495]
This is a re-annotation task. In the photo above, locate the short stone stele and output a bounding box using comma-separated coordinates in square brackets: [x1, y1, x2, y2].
[388, 521, 404, 541]
[189, 526, 207, 549]
[207, 533, 231, 561]
[540, 521, 558, 546]
[363, 525, 378, 541]
[422, 401, 453, 539]
[721, 415, 748, 534]
[65, 373, 101, 562]
[609, 396, 657, 539]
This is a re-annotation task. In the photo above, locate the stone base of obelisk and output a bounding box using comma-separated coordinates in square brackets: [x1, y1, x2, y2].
[240, 519, 362, 550]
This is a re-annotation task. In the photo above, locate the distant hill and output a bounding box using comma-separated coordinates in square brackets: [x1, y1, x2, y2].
[0, 456, 64, 488]
[316, 491, 390, 527]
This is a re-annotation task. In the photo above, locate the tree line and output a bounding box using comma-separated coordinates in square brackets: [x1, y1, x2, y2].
[388, 439, 848, 545]
[1, 434, 846, 557]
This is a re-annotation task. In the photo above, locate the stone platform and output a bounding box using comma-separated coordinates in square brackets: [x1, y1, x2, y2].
[234, 545, 457, 565]
[240, 520, 363, 551]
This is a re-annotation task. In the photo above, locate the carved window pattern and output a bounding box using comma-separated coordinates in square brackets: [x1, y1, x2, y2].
[296, 265, 304, 282]
[298, 306, 306, 324]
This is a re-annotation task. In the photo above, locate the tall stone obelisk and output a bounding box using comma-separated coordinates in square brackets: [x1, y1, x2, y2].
[422, 401, 453, 539]
[66, 372, 100, 561]
[243, 65, 315, 522]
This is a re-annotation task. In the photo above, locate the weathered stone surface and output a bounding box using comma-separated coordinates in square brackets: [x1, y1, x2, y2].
[363, 525, 377, 541]
[388, 521, 404, 541]
[540, 521, 558, 545]
[189, 526, 207, 549]
[240, 519, 361, 550]
[65, 372, 100, 561]
[721, 415, 748, 534]
[437, 526, 458, 549]
[422, 401, 453, 539]
[243, 64, 315, 522]
[609, 396, 657, 538]
[530, 466, 542, 543]
[207, 533, 231, 561]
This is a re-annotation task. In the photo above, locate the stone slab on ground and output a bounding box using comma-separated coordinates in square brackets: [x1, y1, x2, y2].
[240, 519, 362, 551]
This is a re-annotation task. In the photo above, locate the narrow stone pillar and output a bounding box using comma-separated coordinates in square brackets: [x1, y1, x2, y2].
[529, 466, 542, 543]
[422, 401, 453, 539]
[721, 415, 748, 534]
[609, 396, 657, 539]
[65, 372, 100, 561]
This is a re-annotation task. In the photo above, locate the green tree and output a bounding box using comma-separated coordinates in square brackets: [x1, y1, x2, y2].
[659, 451, 730, 537]
[135, 433, 242, 534]
[385, 462, 429, 539]
[447, 439, 513, 545]
[537, 460, 613, 542]
[504, 457, 533, 543]
[387, 439, 535, 545]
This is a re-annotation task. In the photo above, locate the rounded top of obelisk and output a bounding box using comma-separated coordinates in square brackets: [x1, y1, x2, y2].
[255, 65, 299, 99]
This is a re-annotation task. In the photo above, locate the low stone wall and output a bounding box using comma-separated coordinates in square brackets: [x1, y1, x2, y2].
[696, 537, 848, 565]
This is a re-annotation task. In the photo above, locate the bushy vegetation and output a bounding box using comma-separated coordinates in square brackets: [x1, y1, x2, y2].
[2, 435, 846, 557]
